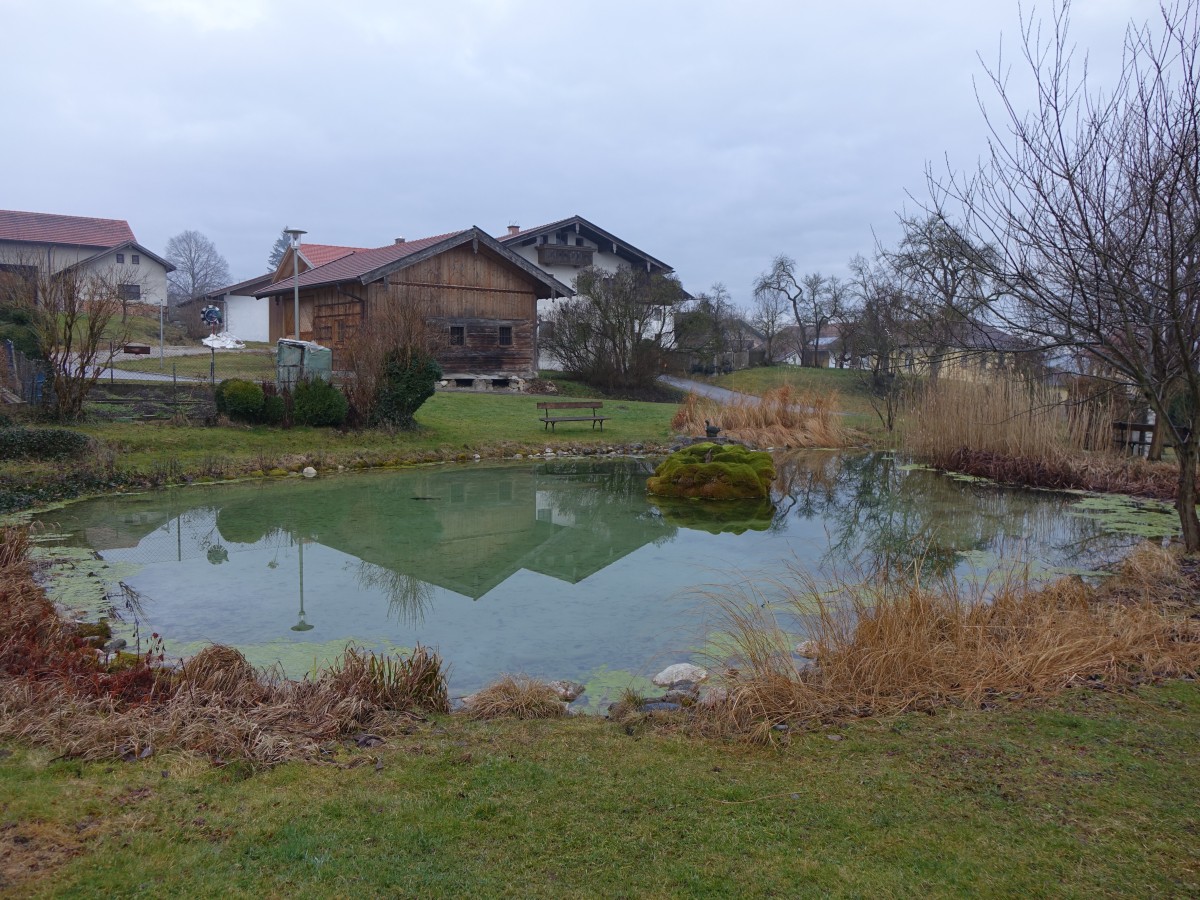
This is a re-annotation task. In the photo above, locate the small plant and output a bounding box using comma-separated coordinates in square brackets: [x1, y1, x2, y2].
[371, 349, 442, 429]
[464, 675, 567, 720]
[261, 394, 286, 426]
[0, 426, 93, 460]
[220, 379, 265, 423]
[293, 377, 348, 428]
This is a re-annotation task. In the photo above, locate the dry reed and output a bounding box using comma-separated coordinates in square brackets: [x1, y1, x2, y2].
[672, 385, 851, 449]
[702, 546, 1200, 742]
[0, 526, 450, 765]
[902, 375, 1113, 462]
[463, 675, 568, 720]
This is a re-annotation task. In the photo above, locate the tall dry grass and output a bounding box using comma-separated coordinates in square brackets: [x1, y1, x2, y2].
[672, 385, 851, 449]
[0, 526, 450, 765]
[902, 375, 1115, 462]
[702, 544, 1199, 742]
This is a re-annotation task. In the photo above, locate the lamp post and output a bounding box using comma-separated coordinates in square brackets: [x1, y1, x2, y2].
[158, 300, 165, 369]
[284, 227, 306, 340]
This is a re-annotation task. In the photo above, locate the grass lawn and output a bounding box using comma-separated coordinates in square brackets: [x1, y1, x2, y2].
[2, 682, 1196, 896]
[0, 392, 678, 498]
[116, 350, 277, 383]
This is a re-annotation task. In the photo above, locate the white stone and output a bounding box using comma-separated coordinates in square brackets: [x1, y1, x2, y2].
[794, 640, 819, 659]
[697, 685, 729, 708]
[302, 466, 317, 478]
[547, 680, 586, 702]
[652, 663, 707, 687]
[473, 454, 481, 460]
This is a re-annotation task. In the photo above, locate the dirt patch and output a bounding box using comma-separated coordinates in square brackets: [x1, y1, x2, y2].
[0, 823, 80, 891]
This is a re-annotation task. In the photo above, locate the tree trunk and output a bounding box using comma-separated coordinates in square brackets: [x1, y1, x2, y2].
[1177, 444, 1200, 553]
[1148, 413, 1166, 461]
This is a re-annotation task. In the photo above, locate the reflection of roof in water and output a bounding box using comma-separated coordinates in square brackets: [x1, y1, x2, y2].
[41, 463, 675, 601]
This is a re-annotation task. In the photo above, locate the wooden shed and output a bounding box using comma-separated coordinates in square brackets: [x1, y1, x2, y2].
[256, 228, 573, 389]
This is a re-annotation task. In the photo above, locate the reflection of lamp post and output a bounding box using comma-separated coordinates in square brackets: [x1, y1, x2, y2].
[284, 227, 306, 340]
[290, 536, 313, 631]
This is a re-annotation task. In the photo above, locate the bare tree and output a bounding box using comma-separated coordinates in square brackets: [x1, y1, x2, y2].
[0, 251, 134, 420]
[848, 253, 911, 431]
[541, 267, 684, 393]
[881, 213, 996, 379]
[753, 258, 848, 366]
[750, 286, 789, 363]
[936, 1, 1200, 548]
[674, 282, 741, 370]
[164, 230, 231, 305]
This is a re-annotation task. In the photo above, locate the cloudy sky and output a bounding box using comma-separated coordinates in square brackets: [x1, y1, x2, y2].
[1, 0, 1161, 305]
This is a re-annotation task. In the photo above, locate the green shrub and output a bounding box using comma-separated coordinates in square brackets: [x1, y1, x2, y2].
[214, 379, 233, 414]
[222, 380, 265, 423]
[293, 377, 348, 428]
[371, 349, 442, 429]
[0, 426, 93, 460]
[261, 394, 286, 426]
[646, 442, 776, 500]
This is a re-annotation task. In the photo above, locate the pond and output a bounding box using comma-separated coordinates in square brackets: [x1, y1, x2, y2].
[31, 453, 1154, 710]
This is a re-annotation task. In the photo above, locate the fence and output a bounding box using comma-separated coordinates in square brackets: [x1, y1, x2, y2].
[1, 339, 49, 406]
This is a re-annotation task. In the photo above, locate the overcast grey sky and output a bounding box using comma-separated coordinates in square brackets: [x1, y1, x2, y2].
[0, 0, 1161, 305]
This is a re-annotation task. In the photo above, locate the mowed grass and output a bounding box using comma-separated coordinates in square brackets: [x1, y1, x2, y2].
[2, 682, 1197, 897]
[116, 350, 277, 383]
[70, 390, 675, 473]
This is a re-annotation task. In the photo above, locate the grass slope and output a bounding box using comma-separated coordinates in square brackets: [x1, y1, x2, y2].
[2, 683, 1196, 896]
[116, 351, 277, 383]
[707, 366, 883, 420]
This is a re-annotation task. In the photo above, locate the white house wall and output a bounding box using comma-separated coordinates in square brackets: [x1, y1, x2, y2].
[222, 293, 269, 342]
[0, 240, 169, 307]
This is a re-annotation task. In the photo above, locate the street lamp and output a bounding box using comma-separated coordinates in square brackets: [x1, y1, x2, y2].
[284, 227, 307, 340]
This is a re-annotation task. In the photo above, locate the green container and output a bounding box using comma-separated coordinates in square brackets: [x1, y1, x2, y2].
[276, 339, 333, 389]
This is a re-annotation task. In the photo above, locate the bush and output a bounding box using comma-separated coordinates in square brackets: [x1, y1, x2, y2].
[293, 377, 348, 428]
[371, 349, 442, 429]
[0, 426, 93, 460]
[221, 379, 265, 423]
[261, 394, 286, 426]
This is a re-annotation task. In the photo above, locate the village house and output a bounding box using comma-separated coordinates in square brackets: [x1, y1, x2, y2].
[497, 215, 684, 367]
[0, 208, 173, 307]
[254, 228, 572, 389]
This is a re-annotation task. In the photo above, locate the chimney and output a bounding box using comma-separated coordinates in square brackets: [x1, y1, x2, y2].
[394, 237, 405, 244]
[507, 224, 520, 236]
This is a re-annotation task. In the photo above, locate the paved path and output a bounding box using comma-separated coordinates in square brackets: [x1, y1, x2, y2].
[658, 375, 759, 405]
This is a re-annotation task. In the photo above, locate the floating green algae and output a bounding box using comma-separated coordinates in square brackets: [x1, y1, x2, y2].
[576, 666, 657, 713]
[1069, 494, 1180, 539]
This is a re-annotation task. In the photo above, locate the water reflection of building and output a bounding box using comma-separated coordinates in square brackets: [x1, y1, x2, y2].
[43, 462, 675, 601]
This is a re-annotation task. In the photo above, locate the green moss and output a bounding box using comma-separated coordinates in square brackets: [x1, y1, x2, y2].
[647, 442, 775, 500]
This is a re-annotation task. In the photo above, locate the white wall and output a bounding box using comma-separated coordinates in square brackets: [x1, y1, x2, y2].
[0, 240, 169, 307]
[222, 294, 269, 342]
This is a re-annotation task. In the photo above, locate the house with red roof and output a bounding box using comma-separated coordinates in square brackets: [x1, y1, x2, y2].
[0, 209, 173, 306]
[255, 227, 573, 388]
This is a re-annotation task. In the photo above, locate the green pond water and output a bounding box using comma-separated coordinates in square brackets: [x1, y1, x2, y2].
[31, 452, 1161, 710]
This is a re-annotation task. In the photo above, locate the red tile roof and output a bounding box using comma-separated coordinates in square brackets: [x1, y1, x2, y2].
[0, 209, 136, 248]
[258, 231, 468, 296]
[299, 243, 367, 268]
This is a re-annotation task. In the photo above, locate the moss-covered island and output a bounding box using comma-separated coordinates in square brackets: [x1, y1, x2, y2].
[646, 441, 776, 500]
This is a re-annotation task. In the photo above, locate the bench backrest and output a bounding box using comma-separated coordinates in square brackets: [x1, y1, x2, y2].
[537, 401, 603, 411]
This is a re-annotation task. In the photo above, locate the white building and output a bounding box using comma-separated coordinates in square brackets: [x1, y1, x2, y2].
[0, 209, 172, 307]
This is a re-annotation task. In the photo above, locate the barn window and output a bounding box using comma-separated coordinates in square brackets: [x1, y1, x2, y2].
[116, 253, 125, 264]
[498, 326, 512, 346]
[450, 325, 464, 345]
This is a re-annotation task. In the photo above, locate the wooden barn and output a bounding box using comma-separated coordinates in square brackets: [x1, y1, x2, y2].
[255, 228, 573, 389]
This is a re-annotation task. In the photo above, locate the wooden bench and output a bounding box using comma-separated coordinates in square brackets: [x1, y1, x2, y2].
[537, 400, 609, 431]
[122, 343, 152, 355]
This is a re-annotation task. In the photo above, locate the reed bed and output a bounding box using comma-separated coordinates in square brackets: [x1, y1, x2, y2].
[0, 526, 449, 765]
[672, 385, 851, 448]
[701, 544, 1200, 742]
[463, 675, 567, 720]
[902, 375, 1113, 462]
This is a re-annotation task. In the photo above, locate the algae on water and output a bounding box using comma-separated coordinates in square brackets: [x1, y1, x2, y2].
[1069, 494, 1180, 539]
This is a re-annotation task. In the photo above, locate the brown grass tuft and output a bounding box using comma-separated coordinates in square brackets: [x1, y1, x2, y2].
[0, 525, 451, 765]
[673, 385, 852, 449]
[463, 675, 567, 720]
[703, 548, 1200, 742]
